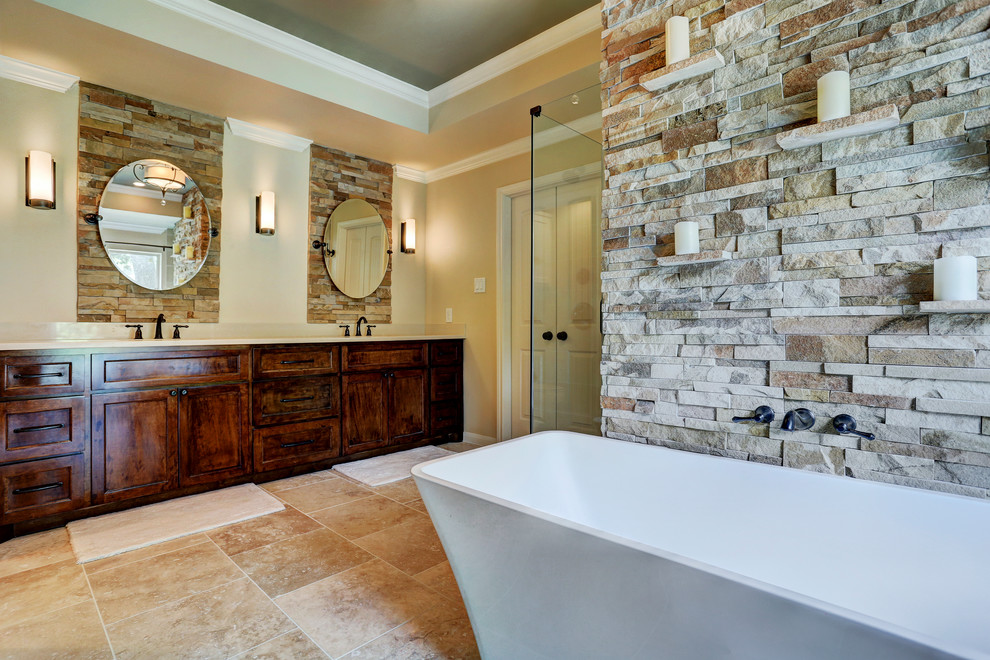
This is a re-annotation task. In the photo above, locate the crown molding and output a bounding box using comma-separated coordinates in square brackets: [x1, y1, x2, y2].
[428, 5, 601, 106]
[394, 165, 428, 184]
[404, 112, 601, 184]
[225, 117, 313, 151]
[146, 0, 429, 108]
[0, 55, 79, 93]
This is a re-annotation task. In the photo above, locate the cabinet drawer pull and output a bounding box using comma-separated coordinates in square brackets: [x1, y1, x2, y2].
[13, 372, 64, 379]
[279, 439, 316, 448]
[438, 416, 452, 422]
[280, 396, 315, 403]
[13, 481, 63, 495]
[13, 423, 65, 434]
[279, 359, 316, 365]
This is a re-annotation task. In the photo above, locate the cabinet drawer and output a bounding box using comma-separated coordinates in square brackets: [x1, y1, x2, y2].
[0, 397, 86, 462]
[254, 419, 340, 472]
[430, 341, 462, 366]
[431, 401, 461, 432]
[253, 346, 339, 378]
[92, 349, 249, 390]
[342, 343, 427, 372]
[253, 376, 339, 426]
[1, 355, 85, 398]
[431, 367, 462, 402]
[0, 453, 88, 524]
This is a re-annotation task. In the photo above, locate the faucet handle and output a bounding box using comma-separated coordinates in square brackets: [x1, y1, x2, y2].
[338, 325, 351, 337]
[365, 325, 376, 336]
[832, 414, 875, 440]
[125, 324, 144, 340]
[172, 324, 189, 339]
[731, 405, 775, 424]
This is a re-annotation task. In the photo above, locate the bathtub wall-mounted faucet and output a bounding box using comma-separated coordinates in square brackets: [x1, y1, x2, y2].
[832, 414, 875, 440]
[731, 405, 774, 424]
[781, 408, 815, 432]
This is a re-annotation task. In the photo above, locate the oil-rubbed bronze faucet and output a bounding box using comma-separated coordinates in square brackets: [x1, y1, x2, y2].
[154, 313, 166, 339]
[356, 316, 368, 336]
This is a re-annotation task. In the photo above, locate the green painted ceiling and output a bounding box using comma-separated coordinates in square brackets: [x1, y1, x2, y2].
[209, 0, 598, 89]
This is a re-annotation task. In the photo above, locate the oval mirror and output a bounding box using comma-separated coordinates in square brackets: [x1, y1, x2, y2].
[324, 199, 389, 299]
[96, 158, 211, 290]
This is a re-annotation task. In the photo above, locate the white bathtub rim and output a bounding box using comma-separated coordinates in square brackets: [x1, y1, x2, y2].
[413, 432, 990, 660]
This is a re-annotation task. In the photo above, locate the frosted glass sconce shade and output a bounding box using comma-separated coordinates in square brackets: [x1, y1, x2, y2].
[665, 16, 690, 65]
[817, 71, 851, 122]
[401, 219, 416, 253]
[256, 191, 276, 235]
[26, 150, 55, 209]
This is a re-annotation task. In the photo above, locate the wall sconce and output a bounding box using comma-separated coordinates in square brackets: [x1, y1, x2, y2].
[256, 191, 275, 236]
[401, 219, 416, 253]
[25, 150, 56, 209]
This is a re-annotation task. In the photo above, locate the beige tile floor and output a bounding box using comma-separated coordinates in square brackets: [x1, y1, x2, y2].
[0, 444, 482, 659]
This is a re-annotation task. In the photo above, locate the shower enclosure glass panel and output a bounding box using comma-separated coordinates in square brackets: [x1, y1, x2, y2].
[520, 85, 603, 436]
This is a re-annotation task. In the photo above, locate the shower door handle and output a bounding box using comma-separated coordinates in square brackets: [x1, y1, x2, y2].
[542, 331, 553, 341]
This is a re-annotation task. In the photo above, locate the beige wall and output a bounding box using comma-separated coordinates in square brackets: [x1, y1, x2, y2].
[0, 79, 79, 322]
[392, 177, 427, 325]
[219, 128, 311, 323]
[426, 153, 529, 440]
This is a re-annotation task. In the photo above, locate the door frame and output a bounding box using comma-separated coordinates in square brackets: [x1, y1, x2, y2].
[494, 163, 601, 442]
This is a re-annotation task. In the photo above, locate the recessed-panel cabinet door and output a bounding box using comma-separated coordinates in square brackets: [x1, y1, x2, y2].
[388, 368, 427, 446]
[179, 383, 250, 486]
[342, 372, 388, 454]
[92, 389, 178, 503]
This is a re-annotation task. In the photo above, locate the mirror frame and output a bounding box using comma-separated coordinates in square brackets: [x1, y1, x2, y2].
[322, 199, 391, 299]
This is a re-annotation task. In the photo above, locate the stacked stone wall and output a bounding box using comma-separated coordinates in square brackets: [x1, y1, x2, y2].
[601, 0, 990, 497]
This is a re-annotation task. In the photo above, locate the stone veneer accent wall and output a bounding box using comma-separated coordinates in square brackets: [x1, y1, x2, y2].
[600, 0, 990, 497]
[77, 82, 223, 323]
[307, 144, 393, 324]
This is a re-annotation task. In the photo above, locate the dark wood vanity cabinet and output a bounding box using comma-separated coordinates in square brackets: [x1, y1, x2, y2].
[0, 338, 462, 532]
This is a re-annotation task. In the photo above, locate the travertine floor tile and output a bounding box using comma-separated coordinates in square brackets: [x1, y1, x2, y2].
[373, 478, 420, 503]
[354, 517, 447, 575]
[413, 561, 462, 603]
[0, 559, 91, 631]
[231, 528, 372, 597]
[89, 541, 244, 624]
[403, 498, 429, 514]
[84, 533, 210, 574]
[209, 507, 322, 556]
[275, 559, 440, 658]
[309, 494, 424, 540]
[107, 578, 294, 660]
[232, 629, 329, 659]
[260, 470, 336, 493]
[274, 478, 372, 513]
[340, 598, 479, 660]
[0, 528, 74, 580]
[0, 600, 112, 660]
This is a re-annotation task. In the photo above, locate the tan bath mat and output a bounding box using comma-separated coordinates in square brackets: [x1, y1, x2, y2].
[333, 446, 454, 487]
[67, 483, 284, 563]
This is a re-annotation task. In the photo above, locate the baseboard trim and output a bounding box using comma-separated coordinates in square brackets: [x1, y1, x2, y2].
[463, 432, 498, 446]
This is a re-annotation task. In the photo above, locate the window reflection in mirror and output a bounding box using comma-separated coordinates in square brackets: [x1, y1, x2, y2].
[97, 159, 211, 291]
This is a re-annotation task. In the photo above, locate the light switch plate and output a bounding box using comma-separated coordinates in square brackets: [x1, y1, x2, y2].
[445, 308, 453, 323]
[474, 277, 486, 293]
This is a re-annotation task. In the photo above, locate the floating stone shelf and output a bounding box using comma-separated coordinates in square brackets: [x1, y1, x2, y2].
[917, 300, 990, 314]
[639, 50, 726, 92]
[775, 104, 900, 150]
[656, 251, 733, 267]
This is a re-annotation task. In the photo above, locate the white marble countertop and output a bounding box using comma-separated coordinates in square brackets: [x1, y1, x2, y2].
[0, 322, 466, 352]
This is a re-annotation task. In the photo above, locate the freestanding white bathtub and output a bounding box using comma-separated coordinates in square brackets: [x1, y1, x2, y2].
[412, 431, 990, 660]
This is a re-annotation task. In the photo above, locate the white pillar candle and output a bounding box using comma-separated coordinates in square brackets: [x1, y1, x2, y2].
[666, 16, 690, 65]
[674, 221, 700, 255]
[934, 256, 978, 301]
[817, 70, 851, 122]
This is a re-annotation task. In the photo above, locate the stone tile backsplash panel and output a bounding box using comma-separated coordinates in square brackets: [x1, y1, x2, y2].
[77, 82, 223, 323]
[600, 0, 990, 497]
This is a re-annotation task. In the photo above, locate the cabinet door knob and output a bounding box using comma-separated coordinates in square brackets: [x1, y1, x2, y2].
[180, 389, 188, 396]
[170, 390, 177, 396]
